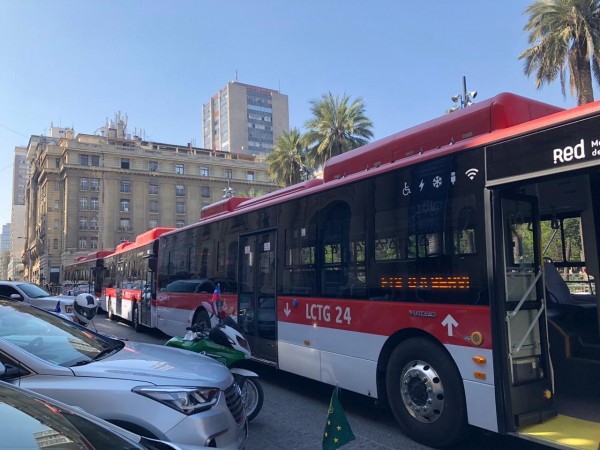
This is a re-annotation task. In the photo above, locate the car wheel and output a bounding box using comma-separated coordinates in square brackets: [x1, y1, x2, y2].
[131, 302, 143, 332]
[235, 375, 264, 421]
[386, 337, 467, 448]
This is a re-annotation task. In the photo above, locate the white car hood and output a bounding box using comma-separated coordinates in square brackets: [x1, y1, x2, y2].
[70, 341, 233, 389]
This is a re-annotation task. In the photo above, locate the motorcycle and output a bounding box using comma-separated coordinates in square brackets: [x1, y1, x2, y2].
[165, 314, 264, 421]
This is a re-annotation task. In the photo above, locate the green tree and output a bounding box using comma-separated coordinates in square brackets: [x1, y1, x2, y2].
[304, 92, 374, 168]
[519, 0, 600, 105]
[267, 128, 308, 187]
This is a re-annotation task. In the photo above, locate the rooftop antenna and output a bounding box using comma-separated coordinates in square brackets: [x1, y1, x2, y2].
[235, 70, 238, 82]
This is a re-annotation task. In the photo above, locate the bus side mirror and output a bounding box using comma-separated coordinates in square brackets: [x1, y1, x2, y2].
[148, 257, 157, 272]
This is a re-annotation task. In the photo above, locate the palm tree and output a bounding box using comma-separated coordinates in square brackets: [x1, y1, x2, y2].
[304, 92, 374, 168]
[267, 128, 307, 187]
[519, 0, 600, 105]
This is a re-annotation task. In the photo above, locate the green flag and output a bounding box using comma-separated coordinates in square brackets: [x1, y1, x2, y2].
[322, 386, 355, 449]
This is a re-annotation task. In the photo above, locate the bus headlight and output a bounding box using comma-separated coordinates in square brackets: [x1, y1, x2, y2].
[132, 386, 220, 415]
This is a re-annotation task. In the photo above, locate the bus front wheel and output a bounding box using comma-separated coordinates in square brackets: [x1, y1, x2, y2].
[192, 309, 211, 329]
[386, 337, 467, 448]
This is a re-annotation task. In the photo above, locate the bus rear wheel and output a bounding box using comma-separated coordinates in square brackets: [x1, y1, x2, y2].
[131, 302, 143, 332]
[107, 299, 116, 321]
[386, 337, 467, 448]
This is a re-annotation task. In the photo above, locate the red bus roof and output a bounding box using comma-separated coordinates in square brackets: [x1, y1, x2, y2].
[112, 227, 176, 255]
[323, 92, 563, 182]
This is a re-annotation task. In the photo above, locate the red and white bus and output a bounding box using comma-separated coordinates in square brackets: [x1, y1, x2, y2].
[102, 228, 174, 329]
[119, 92, 600, 448]
[62, 250, 113, 297]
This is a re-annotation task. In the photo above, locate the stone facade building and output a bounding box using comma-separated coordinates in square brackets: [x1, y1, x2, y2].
[22, 116, 276, 285]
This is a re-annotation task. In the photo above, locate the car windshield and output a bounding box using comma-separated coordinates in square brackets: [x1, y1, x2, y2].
[0, 383, 148, 449]
[17, 283, 52, 298]
[0, 301, 122, 367]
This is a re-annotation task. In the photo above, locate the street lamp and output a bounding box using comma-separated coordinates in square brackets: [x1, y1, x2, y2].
[222, 177, 234, 198]
[450, 76, 477, 111]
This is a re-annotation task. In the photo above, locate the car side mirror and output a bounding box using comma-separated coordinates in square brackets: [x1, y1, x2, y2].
[0, 362, 28, 379]
[10, 294, 23, 302]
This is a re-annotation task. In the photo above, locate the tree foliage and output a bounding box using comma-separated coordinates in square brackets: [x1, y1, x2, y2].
[519, 0, 600, 105]
[304, 92, 374, 168]
[266, 128, 308, 187]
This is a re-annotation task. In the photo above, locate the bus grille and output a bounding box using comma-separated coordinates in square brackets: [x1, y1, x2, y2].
[224, 383, 245, 426]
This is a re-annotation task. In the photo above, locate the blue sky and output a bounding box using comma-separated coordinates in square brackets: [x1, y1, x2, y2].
[0, 1, 580, 229]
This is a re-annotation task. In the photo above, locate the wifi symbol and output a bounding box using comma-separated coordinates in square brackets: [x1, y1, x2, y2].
[465, 168, 479, 180]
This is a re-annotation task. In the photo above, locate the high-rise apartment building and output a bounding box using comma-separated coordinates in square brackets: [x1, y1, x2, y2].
[8, 146, 28, 280]
[203, 82, 289, 157]
[21, 115, 276, 285]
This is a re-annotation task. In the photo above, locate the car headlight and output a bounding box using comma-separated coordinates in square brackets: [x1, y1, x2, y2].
[132, 386, 220, 415]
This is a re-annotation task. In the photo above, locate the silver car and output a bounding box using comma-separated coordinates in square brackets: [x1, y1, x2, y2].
[0, 300, 247, 448]
[0, 380, 214, 450]
[0, 281, 75, 321]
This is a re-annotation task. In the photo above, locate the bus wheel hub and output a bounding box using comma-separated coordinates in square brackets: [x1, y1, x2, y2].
[400, 360, 445, 423]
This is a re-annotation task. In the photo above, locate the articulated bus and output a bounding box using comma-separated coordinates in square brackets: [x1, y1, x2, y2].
[62, 250, 113, 297]
[123, 93, 599, 449]
[102, 228, 174, 329]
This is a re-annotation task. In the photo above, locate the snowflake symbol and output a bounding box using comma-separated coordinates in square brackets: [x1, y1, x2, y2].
[433, 176, 442, 188]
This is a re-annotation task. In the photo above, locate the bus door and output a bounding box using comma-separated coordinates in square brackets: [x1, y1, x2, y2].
[139, 257, 153, 327]
[237, 230, 277, 363]
[494, 193, 555, 430]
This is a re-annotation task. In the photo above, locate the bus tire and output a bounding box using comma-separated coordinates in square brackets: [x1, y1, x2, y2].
[385, 337, 467, 448]
[131, 302, 143, 332]
[193, 308, 211, 329]
[107, 299, 116, 321]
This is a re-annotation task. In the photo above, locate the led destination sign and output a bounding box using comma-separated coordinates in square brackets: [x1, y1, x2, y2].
[486, 113, 600, 183]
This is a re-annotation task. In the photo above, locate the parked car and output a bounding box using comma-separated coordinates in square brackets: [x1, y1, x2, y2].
[0, 299, 247, 448]
[0, 380, 214, 450]
[0, 281, 75, 321]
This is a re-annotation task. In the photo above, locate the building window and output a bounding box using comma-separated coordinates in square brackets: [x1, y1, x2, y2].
[224, 168, 232, 179]
[90, 197, 99, 211]
[201, 166, 209, 177]
[90, 237, 98, 249]
[119, 218, 131, 231]
[176, 202, 186, 214]
[246, 171, 255, 181]
[91, 155, 100, 167]
[149, 161, 158, 172]
[121, 158, 130, 169]
[80, 197, 88, 211]
[54, 219, 59, 229]
[80, 177, 89, 191]
[176, 220, 185, 228]
[120, 199, 130, 212]
[90, 178, 100, 191]
[55, 181, 60, 191]
[55, 158, 60, 169]
[53, 238, 59, 250]
[201, 186, 210, 198]
[120, 180, 131, 193]
[54, 201, 60, 210]
[79, 217, 88, 230]
[149, 219, 158, 229]
[149, 182, 159, 195]
[176, 164, 185, 175]
[176, 185, 185, 196]
[79, 237, 87, 250]
[90, 217, 98, 230]
[80, 155, 89, 166]
[149, 200, 159, 213]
